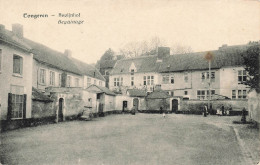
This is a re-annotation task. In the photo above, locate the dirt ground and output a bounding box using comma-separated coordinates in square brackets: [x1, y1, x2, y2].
[0, 114, 259, 165]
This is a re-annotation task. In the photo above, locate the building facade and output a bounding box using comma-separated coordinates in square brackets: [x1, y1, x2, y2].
[110, 45, 251, 101]
[0, 24, 33, 121]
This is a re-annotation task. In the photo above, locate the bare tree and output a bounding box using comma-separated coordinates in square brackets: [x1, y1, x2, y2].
[120, 36, 166, 58]
[171, 43, 193, 55]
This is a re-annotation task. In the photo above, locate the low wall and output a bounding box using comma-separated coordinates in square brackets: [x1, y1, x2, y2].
[32, 100, 55, 119]
[146, 98, 170, 111]
[181, 99, 248, 115]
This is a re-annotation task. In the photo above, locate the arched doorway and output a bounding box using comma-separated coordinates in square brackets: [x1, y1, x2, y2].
[58, 98, 64, 122]
[133, 98, 139, 111]
[172, 99, 178, 113]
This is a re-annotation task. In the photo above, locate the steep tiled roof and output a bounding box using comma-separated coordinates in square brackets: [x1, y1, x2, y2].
[72, 58, 105, 81]
[159, 45, 250, 73]
[111, 55, 160, 75]
[32, 87, 53, 102]
[0, 28, 31, 52]
[146, 90, 171, 99]
[127, 89, 147, 97]
[23, 38, 82, 75]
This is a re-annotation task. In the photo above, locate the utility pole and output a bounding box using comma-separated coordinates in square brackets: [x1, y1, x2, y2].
[205, 52, 213, 114]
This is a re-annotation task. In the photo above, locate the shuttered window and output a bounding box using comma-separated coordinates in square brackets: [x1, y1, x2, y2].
[8, 93, 26, 119]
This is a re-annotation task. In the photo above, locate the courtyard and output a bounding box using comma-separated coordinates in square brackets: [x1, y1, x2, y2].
[0, 114, 259, 165]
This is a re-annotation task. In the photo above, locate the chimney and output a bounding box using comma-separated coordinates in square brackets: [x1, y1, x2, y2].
[219, 44, 228, 50]
[64, 49, 72, 58]
[157, 47, 170, 61]
[0, 24, 5, 32]
[12, 24, 23, 38]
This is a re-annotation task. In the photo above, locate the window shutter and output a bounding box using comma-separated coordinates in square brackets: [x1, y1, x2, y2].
[23, 94, 27, 118]
[7, 93, 12, 120]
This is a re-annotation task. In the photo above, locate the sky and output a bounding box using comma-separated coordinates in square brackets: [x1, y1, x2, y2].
[0, 0, 259, 64]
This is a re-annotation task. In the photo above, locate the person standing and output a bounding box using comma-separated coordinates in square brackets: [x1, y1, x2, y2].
[204, 104, 207, 117]
[221, 104, 225, 116]
[241, 107, 247, 123]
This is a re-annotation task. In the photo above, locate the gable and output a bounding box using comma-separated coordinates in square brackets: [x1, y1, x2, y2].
[129, 62, 137, 72]
[86, 85, 103, 93]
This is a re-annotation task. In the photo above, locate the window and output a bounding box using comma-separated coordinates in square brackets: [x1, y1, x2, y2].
[211, 72, 215, 82]
[50, 71, 55, 86]
[162, 75, 169, 84]
[171, 91, 174, 96]
[39, 69, 46, 84]
[147, 76, 151, 85]
[0, 49, 2, 72]
[131, 77, 134, 86]
[11, 94, 24, 119]
[184, 91, 188, 95]
[131, 69, 134, 75]
[232, 90, 247, 99]
[120, 77, 123, 86]
[243, 90, 247, 99]
[58, 74, 62, 87]
[13, 55, 23, 75]
[201, 72, 215, 82]
[99, 81, 102, 86]
[144, 75, 154, 85]
[67, 76, 71, 87]
[184, 73, 188, 83]
[170, 76, 174, 84]
[94, 80, 96, 85]
[197, 90, 205, 100]
[75, 78, 79, 87]
[114, 77, 123, 86]
[87, 77, 91, 87]
[151, 76, 154, 85]
[232, 90, 236, 99]
[238, 70, 247, 83]
[197, 90, 215, 100]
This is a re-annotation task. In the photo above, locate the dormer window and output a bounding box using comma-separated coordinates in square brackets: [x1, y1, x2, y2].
[131, 69, 134, 75]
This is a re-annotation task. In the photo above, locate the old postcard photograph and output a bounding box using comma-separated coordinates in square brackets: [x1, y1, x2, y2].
[0, 0, 259, 164]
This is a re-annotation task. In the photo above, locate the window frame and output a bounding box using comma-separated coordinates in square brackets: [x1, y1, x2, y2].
[197, 90, 215, 100]
[87, 77, 91, 87]
[75, 78, 79, 87]
[131, 77, 134, 86]
[39, 68, 46, 85]
[49, 71, 55, 86]
[67, 76, 71, 87]
[58, 74, 62, 87]
[238, 70, 247, 83]
[162, 74, 169, 84]
[13, 54, 23, 76]
[11, 94, 24, 119]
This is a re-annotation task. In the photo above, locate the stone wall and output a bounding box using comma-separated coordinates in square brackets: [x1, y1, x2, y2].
[31, 100, 55, 118]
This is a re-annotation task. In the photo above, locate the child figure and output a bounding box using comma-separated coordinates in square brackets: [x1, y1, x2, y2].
[163, 111, 166, 118]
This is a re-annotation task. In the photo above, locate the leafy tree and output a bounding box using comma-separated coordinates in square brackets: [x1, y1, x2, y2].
[242, 43, 260, 93]
[100, 48, 115, 61]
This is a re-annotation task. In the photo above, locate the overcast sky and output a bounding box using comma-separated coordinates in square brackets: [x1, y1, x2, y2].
[1, 0, 259, 64]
